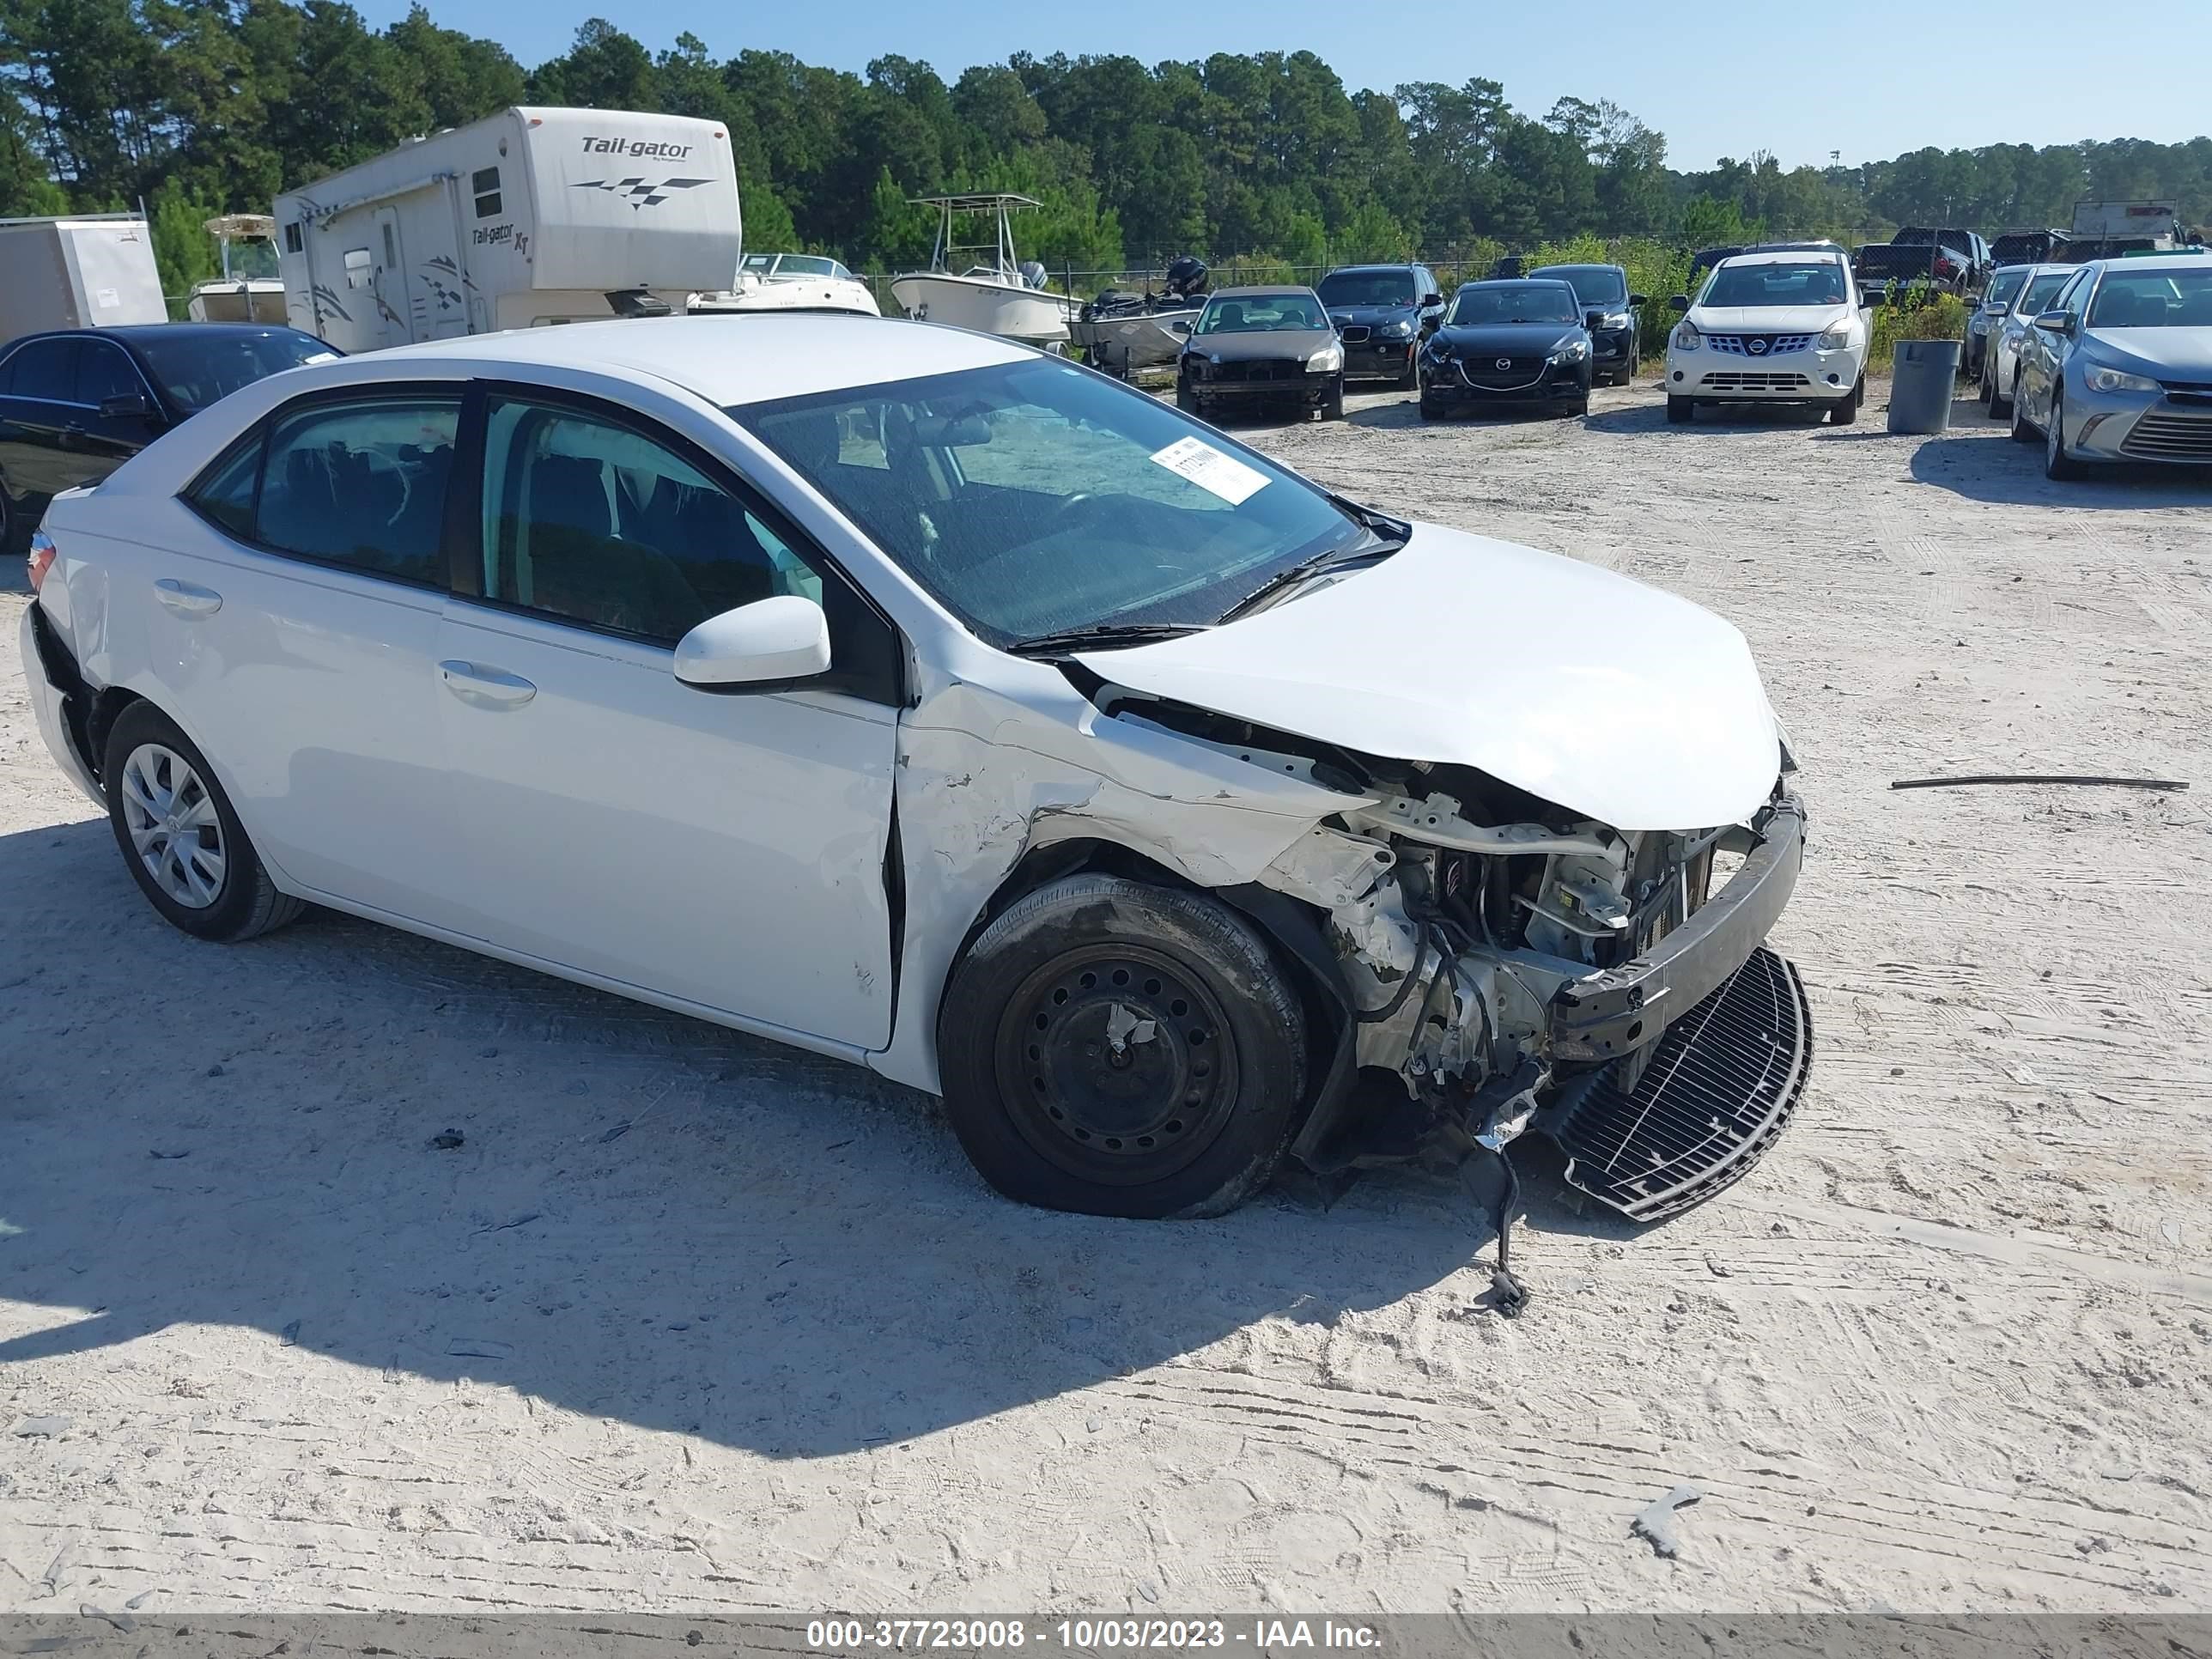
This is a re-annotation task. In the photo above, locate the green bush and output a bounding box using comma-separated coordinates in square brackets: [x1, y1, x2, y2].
[1869, 292, 1967, 367]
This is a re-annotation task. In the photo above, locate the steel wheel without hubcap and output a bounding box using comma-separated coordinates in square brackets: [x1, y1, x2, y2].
[118, 743, 227, 908]
[993, 944, 1240, 1187]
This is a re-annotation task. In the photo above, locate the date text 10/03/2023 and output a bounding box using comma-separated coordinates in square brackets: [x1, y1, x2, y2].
[805, 1620, 1384, 1650]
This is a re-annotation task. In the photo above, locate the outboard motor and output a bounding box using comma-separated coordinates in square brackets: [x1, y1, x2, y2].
[1018, 260, 1048, 291]
[1164, 255, 1209, 301]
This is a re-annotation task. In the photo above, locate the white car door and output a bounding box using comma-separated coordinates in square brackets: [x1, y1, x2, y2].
[433, 386, 902, 1048]
[152, 386, 473, 926]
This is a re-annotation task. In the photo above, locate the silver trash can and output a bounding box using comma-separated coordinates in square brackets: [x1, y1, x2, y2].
[1887, 338, 1962, 434]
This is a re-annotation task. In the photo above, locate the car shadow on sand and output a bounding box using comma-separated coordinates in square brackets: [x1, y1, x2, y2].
[0, 816, 1638, 1458]
[1900, 425, 2212, 507]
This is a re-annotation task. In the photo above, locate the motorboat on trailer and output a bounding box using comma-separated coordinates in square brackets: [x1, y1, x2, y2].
[890, 194, 1077, 347]
[1070, 255, 1212, 376]
[186, 215, 286, 324]
[691, 251, 880, 317]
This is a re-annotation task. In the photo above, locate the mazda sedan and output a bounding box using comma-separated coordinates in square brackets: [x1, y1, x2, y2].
[21, 317, 1809, 1270]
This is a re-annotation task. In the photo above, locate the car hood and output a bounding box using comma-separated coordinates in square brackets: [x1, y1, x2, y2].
[1431, 320, 1584, 355]
[1188, 327, 1338, 362]
[2081, 325, 2212, 374]
[1687, 305, 1852, 332]
[1325, 302, 1419, 327]
[1079, 522, 1781, 832]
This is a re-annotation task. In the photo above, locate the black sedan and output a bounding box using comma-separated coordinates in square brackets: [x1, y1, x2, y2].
[1417, 281, 1595, 420]
[1315, 263, 1446, 387]
[1, 323, 336, 553]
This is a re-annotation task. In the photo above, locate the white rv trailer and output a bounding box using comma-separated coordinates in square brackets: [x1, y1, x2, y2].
[0, 215, 167, 344]
[274, 106, 741, 353]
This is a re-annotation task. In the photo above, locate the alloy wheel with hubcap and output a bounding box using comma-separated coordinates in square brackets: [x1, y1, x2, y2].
[119, 742, 227, 908]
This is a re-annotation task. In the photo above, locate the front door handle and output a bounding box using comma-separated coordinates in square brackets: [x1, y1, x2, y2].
[439, 659, 537, 709]
[154, 577, 222, 618]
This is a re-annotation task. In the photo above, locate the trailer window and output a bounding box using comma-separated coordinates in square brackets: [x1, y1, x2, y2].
[283, 222, 304, 254]
[472, 167, 502, 219]
[343, 248, 371, 289]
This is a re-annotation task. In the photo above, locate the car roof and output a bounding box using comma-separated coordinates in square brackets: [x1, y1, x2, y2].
[2, 322, 319, 350]
[1322, 264, 1418, 274]
[2087, 252, 2210, 272]
[1206, 285, 1317, 299]
[1528, 262, 1621, 273]
[369, 314, 1030, 407]
[1719, 248, 1847, 268]
[1461, 276, 1576, 289]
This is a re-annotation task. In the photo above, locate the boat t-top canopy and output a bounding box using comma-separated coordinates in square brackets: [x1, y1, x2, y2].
[203, 213, 276, 240]
[909, 193, 1046, 281]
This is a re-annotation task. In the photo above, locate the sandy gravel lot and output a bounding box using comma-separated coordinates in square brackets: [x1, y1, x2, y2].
[3, 381, 2209, 1618]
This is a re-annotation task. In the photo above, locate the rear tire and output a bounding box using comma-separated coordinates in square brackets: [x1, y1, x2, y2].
[1666, 394, 1694, 423]
[102, 702, 303, 944]
[937, 875, 1308, 1219]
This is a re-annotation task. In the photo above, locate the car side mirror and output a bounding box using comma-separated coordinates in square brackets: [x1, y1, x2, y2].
[1422, 293, 1443, 307]
[1668, 295, 1690, 313]
[2032, 309, 2075, 336]
[1628, 292, 1649, 307]
[674, 595, 831, 691]
[1170, 319, 1191, 335]
[100, 392, 156, 420]
[1985, 301, 2010, 316]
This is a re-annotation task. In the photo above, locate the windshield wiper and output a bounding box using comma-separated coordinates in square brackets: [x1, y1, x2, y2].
[1004, 622, 1209, 658]
[1219, 532, 1402, 624]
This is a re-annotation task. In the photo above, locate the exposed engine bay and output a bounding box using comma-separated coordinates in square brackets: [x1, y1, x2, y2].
[1106, 692, 1814, 1309]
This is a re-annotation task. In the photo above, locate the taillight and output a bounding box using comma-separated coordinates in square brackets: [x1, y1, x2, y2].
[1935, 255, 1958, 276]
[26, 529, 55, 593]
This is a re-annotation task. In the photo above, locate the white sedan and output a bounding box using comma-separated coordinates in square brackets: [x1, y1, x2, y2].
[20, 315, 1809, 1265]
[1665, 249, 1874, 424]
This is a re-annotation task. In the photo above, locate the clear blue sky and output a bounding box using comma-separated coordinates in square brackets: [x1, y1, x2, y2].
[361, 0, 2209, 172]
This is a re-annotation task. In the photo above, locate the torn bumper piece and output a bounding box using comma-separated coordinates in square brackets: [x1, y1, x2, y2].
[1548, 793, 1807, 1066]
[1550, 945, 1812, 1220]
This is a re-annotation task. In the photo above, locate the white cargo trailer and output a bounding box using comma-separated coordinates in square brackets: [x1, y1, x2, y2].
[0, 215, 167, 343]
[2069, 200, 2181, 243]
[274, 106, 741, 353]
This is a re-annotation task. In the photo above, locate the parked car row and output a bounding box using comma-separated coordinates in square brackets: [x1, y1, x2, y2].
[1173, 258, 1647, 425]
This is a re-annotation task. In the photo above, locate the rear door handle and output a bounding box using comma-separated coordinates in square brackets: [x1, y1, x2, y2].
[438, 659, 537, 709]
[154, 578, 222, 618]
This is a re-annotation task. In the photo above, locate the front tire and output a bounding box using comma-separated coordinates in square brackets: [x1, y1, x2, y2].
[103, 702, 303, 943]
[2045, 384, 2081, 479]
[938, 875, 1308, 1219]
[1667, 394, 1694, 423]
[1175, 382, 1199, 415]
[1829, 377, 1862, 424]
[2011, 377, 2039, 443]
[1985, 359, 2007, 416]
[1322, 374, 1346, 421]
[1395, 351, 1419, 390]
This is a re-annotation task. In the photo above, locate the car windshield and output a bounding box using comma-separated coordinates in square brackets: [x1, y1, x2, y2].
[2088, 267, 2212, 328]
[1447, 283, 1577, 325]
[2018, 271, 2072, 314]
[1986, 270, 2028, 306]
[1317, 270, 1414, 307]
[1194, 295, 1326, 333]
[729, 359, 1366, 648]
[1531, 265, 1626, 307]
[1700, 261, 1850, 307]
[131, 328, 337, 414]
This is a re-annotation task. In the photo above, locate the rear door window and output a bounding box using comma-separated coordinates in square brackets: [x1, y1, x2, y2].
[1, 338, 84, 404]
[255, 396, 461, 585]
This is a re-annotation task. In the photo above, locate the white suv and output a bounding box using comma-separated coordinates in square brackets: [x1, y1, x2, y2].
[1664, 250, 1874, 424]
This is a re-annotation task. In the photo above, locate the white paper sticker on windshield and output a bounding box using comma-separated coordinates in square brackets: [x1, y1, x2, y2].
[1150, 435, 1268, 505]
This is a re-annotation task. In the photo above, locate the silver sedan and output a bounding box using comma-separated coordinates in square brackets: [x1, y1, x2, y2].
[1981, 264, 2075, 416]
[2010, 253, 2212, 479]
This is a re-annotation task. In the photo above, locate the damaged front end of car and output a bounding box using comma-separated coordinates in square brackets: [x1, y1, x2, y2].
[1102, 696, 1812, 1308]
